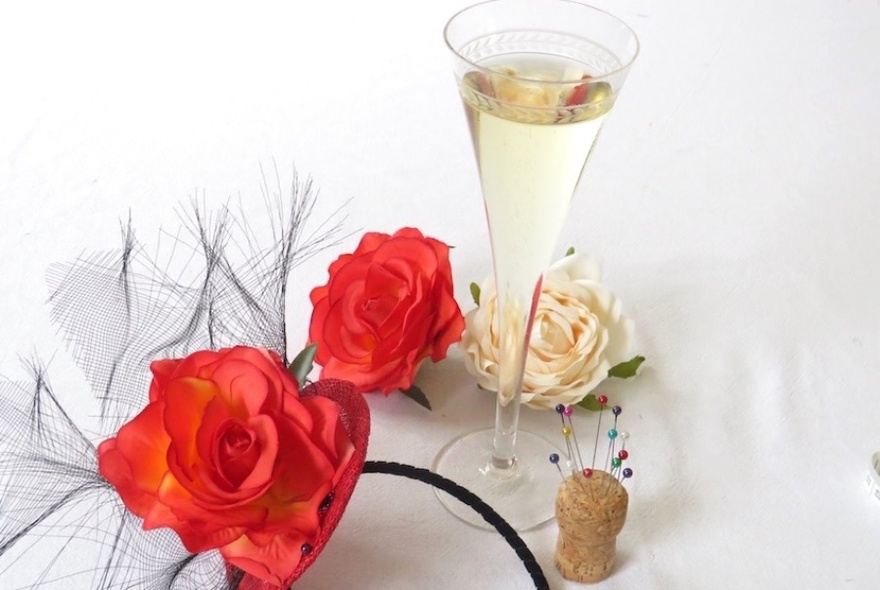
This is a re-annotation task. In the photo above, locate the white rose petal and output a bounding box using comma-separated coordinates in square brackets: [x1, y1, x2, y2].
[460, 252, 633, 410]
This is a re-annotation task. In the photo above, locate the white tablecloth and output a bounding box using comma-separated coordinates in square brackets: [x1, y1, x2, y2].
[2, 0, 879, 588]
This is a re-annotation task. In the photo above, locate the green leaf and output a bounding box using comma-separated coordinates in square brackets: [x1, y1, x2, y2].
[565, 246, 575, 256]
[607, 355, 645, 379]
[577, 394, 604, 411]
[470, 282, 481, 306]
[288, 343, 318, 387]
[401, 385, 432, 411]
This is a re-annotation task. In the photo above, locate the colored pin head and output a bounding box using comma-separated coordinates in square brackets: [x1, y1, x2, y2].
[552, 396, 634, 484]
[622, 468, 633, 479]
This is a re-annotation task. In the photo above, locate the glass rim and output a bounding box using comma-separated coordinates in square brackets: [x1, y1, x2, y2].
[443, 0, 640, 85]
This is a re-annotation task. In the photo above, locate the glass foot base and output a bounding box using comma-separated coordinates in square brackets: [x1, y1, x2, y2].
[431, 428, 564, 532]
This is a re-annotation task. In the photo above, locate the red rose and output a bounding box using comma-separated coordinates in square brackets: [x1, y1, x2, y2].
[97, 346, 355, 586]
[308, 228, 465, 394]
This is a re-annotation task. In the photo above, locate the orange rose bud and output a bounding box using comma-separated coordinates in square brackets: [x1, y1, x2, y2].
[308, 228, 465, 394]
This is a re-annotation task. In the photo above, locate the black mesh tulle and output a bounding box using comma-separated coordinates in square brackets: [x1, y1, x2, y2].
[46, 171, 346, 435]
[0, 171, 346, 589]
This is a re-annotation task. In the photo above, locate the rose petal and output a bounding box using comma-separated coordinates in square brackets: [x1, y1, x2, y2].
[149, 472, 262, 552]
[357, 275, 410, 340]
[372, 237, 440, 277]
[428, 280, 465, 362]
[203, 347, 294, 406]
[235, 414, 279, 490]
[354, 231, 392, 254]
[326, 258, 370, 306]
[309, 283, 330, 307]
[221, 531, 308, 587]
[169, 350, 227, 383]
[207, 360, 272, 416]
[244, 347, 298, 398]
[322, 297, 375, 363]
[163, 377, 221, 485]
[372, 297, 431, 367]
[325, 251, 358, 279]
[320, 355, 402, 393]
[196, 398, 261, 499]
[215, 421, 261, 488]
[261, 411, 337, 534]
[149, 358, 182, 402]
[188, 398, 279, 504]
[548, 251, 602, 282]
[309, 297, 332, 363]
[299, 397, 354, 481]
[98, 402, 171, 516]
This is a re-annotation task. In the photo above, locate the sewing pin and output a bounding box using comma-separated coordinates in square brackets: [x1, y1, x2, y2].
[563, 405, 586, 472]
[556, 404, 575, 472]
[591, 395, 608, 469]
[608, 405, 622, 467]
[604, 427, 619, 472]
[618, 430, 630, 462]
[549, 453, 565, 482]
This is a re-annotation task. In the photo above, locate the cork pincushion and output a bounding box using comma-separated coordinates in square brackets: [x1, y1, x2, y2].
[555, 470, 628, 583]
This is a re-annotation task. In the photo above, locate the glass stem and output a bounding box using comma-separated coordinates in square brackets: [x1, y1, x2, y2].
[491, 277, 543, 470]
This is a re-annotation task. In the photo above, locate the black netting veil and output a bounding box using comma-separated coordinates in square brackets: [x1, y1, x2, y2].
[0, 169, 345, 589]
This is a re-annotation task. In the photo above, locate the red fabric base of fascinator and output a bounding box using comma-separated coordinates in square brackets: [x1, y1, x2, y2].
[229, 379, 370, 589]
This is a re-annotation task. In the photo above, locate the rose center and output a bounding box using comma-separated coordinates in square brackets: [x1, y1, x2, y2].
[359, 293, 400, 328]
[216, 420, 261, 489]
[222, 424, 252, 453]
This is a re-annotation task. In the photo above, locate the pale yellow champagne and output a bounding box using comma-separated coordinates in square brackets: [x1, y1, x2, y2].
[461, 55, 614, 397]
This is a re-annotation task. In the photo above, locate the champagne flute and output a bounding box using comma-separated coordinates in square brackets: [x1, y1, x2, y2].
[433, 0, 638, 531]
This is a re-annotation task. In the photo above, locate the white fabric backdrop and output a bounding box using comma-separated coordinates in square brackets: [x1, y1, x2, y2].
[2, 0, 879, 588]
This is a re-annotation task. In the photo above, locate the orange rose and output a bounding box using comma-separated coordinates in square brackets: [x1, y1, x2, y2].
[97, 346, 355, 586]
[308, 228, 465, 394]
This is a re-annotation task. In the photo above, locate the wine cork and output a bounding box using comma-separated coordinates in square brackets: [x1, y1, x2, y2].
[555, 470, 628, 583]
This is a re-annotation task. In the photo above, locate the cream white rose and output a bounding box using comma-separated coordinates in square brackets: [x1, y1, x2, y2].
[460, 253, 633, 410]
